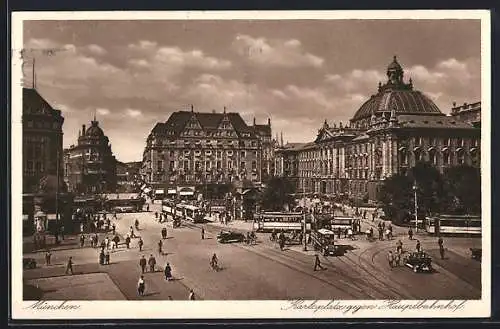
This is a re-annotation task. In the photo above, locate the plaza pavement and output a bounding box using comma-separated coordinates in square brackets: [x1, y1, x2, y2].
[23, 202, 482, 301]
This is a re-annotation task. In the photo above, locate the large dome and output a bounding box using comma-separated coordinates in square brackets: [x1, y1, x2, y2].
[351, 56, 443, 122]
[85, 120, 105, 137]
[352, 89, 442, 121]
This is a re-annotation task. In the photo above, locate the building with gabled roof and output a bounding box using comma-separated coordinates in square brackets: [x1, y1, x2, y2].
[141, 107, 272, 193]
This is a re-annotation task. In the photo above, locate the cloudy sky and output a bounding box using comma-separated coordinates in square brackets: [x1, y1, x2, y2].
[22, 19, 481, 162]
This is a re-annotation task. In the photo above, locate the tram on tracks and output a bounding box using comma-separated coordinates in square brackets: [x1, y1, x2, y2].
[253, 212, 312, 232]
[425, 214, 481, 236]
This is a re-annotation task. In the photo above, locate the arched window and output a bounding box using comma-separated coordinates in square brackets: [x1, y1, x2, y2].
[429, 150, 437, 165]
[457, 149, 465, 165]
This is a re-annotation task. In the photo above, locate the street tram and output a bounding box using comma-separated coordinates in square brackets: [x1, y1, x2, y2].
[330, 216, 354, 231]
[183, 204, 205, 223]
[161, 200, 176, 217]
[425, 214, 481, 236]
[175, 204, 186, 218]
[253, 212, 311, 232]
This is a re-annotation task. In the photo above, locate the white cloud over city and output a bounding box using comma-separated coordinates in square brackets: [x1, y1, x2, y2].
[22, 20, 481, 162]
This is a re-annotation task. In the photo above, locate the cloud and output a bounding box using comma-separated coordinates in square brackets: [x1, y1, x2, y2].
[97, 108, 110, 115]
[126, 108, 142, 118]
[232, 34, 324, 68]
[87, 44, 107, 56]
[154, 46, 232, 70]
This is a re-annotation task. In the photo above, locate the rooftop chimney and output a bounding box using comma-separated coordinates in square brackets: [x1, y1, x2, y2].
[268, 118, 271, 126]
[82, 124, 86, 135]
[253, 117, 256, 126]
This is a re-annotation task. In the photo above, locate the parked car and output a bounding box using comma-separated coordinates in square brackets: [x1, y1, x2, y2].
[470, 248, 482, 261]
[404, 251, 433, 273]
[217, 231, 245, 244]
[23, 257, 37, 269]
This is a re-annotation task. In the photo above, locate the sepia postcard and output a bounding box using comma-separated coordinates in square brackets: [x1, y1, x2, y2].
[10, 10, 491, 320]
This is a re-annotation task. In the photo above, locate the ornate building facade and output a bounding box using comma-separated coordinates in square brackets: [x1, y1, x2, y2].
[275, 56, 481, 202]
[64, 117, 117, 194]
[450, 101, 481, 128]
[141, 108, 272, 188]
[22, 88, 65, 193]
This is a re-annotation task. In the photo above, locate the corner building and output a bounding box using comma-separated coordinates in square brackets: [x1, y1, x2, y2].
[64, 117, 117, 194]
[141, 108, 272, 188]
[276, 57, 481, 202]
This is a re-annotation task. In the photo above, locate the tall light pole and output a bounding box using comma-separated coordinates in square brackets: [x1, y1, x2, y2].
[303, 176, 307, 251]
[413, 181, 418, 233]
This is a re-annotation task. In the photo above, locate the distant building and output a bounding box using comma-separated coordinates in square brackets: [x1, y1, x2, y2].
[451, 101, 481, 128]
[22, 88, 64, 193]
[141, 107, 272, 190]
[64, 117, 117, 194]
[275, 56, 481, 202]
[253, 118, 274, 181]
[116, 161, 142, 192]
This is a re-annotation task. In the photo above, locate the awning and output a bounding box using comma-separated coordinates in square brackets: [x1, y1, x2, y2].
[47, 214, 58, 220]
[180, 191, 194, 196]
[155, 189, 165, 194]
[167, 189, 177, 194]
[317, 228, 335, 235]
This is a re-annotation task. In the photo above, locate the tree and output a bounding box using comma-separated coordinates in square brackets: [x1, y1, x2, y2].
[379, 162, 446, 224]
[379, 173, 413, 223]
[260, 177, 295, 211]
[442, 165, 481, 214]
[408, 161, 446, 216]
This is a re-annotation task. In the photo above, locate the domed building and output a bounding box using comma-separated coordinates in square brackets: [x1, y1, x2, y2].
[275, 56, 481, 202]
[64, 115, 117, 194]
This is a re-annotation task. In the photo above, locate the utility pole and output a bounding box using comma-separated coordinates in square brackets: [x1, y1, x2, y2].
[303, 176, 307, 251]
[413, 181, 418, 233]
[55, 148, 60, 241]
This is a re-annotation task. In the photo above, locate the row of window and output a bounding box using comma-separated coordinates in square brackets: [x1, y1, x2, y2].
[158, 160, 259, 171]
[157, 150, 259, 158]
[151, 139, 259, 148]
[297, 138, 480, 160]
[25, 120, 61, 130]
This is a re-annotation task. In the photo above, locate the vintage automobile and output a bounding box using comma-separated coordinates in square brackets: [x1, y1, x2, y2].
[23, 257, 37, 269]
[311, 229, 345, 256]
[217, 231, 245, 244]
[404, 251, 433, 273]
[470, 248, 482, 261]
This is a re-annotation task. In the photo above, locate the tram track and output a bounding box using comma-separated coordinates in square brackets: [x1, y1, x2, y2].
[183, 220, 401, 299]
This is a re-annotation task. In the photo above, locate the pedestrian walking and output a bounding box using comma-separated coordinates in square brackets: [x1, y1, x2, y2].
[105, 250, 110, 265]
[394, 251, 401, 267]
[104, 237, 110, 250]
[99, 249, 105, 265]
[80, 234, 85, 247]
[396, 240, 403, 254]
[164, 263, 173, 281]
[387, 251, 394, 269]
[416, 240, 421, 252]
[378, 227, 383, 240]
[130, 226, 135, 238]
[137, 275, 145, 296]
[45, 250, 52, 266]
[161, 227, 167, 239]
[148, 254, 156, 272]
[201, 227, 205, 240]
[65, 257, 74, 275]
[125, 236, 131, 249]
[314, 254, 325, 271]
[438, 237, 445, 259]
[136, 255, 146, 273]
[408, 227, 414, 240]
[189, 289, 195, 300]
[112, 223, 116, 235]
[158, 240, 163, 255]
[138, 237, 144, 251]
[155, 212, 158, 220]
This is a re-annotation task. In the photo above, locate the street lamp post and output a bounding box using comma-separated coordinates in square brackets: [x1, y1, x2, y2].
[303, 176, 307, 251]
[413, 181, 418, 233]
